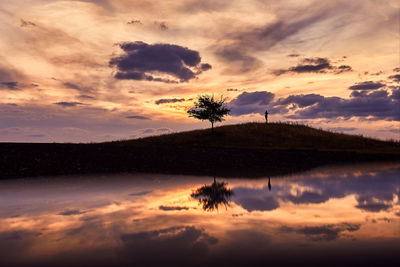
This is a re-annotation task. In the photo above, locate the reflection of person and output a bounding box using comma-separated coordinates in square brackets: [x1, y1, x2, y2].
[265, 110, 268, 124]
[268, 176, 271, 191]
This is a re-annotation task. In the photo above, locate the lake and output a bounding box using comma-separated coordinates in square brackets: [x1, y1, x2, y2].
[0, 162, 399, 266]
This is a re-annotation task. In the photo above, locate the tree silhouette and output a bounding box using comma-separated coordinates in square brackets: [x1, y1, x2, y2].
[187, 95, 230, 133]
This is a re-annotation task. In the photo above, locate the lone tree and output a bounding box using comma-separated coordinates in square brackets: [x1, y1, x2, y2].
[187, 94, 230, 133]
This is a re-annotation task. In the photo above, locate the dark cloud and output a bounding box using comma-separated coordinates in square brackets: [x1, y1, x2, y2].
[0, 81, 37, 90]
[127, 19, 142, 25]
[370, 71, 384, 76]
[229, 88, 399, 121]
[20, 19, 36, 27]
[349, 81, 386, 90]
[286, 91, 399, 121]
[125, 115, 150, 120]
[110, 41, 211, 83]
[0, 66, 26, 88]
[54, 101, 84, 107]
[0, 81, 19, 90]
[391, 87, 400, 100]
[287, 54, 300, 57]
[155, 98, 185, 105]
[159, 205, 189, 211]
[63, 82, 81, 90]
[349, 89, 388, 98]
[388, 74, 400, 83]
[336, 65, 353, 74]
[200, 63, 212, 71]
[289, 57, 332, 73]
[58, 209, 87, 216]
[276, 93, 324, 108]
[393, 67, 400, 72]
[63, 82, 93, 92]
[274, 58, 352, 75]
[78, 94, 95, 99]
[280, 223, 361, 241]
[226, 88, 239, 92]
[228, 91, 275, 116]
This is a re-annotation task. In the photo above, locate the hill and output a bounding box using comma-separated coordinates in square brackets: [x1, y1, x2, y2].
[128, 122, 398, 153]
[1, 122, 399, 178]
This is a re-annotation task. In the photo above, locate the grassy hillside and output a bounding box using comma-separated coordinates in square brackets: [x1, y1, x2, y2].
[121, 122, 399, 153]
[1, 122, 399, 179]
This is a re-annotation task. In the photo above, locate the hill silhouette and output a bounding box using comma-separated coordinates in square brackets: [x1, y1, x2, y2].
[1, 122, 399, 179]
[130, 122, 398, 152]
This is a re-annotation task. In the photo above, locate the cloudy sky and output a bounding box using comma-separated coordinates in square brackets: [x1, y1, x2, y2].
[0, 0, 399, 142]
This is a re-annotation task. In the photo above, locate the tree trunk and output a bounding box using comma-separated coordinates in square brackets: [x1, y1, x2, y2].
[211, 122, 214, 134]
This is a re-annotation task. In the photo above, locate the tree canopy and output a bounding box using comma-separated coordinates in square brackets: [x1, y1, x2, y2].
[187, 95, 230, 132]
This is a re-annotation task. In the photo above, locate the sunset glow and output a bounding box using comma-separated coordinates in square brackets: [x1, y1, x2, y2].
[0, 0, 399, 142]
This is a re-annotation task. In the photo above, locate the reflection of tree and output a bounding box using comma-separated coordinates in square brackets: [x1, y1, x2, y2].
[191, 177, 233, 212]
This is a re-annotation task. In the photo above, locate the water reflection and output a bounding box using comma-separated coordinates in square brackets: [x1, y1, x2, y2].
[191, 177, 233, 211]
[268, 176, 271, 191]
[0, 163, 399, 266]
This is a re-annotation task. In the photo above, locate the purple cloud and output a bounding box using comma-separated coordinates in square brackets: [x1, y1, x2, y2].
[110, 41, 211, 83]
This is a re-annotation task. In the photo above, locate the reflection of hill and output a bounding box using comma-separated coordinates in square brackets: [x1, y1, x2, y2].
[191, 177, 233, 211]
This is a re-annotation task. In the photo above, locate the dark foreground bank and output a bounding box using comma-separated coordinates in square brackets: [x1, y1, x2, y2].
[1, 122, 399, 178]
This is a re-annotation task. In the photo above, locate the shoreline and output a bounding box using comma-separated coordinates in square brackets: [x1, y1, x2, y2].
[1, 143, 399, 179]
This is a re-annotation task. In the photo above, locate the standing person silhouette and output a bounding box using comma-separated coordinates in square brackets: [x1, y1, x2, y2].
[265, 110, 268, 124]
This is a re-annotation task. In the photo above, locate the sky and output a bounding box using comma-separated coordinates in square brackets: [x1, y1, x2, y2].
[0, 0, 399, 142]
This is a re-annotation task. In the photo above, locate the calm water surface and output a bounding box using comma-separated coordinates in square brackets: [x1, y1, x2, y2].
[0, 163, 399, 266]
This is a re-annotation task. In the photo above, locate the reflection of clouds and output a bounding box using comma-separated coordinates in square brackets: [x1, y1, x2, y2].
[57, 209, 88, 216]
[356, 195, 393, 212]
[0, 165, 399, 266]
[119, 226, 218, 265]
[234, 195, 279, 211]
[232, 167, 400, 213]
[280, 223, 361, 241]
[159, 205, 189, 211]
